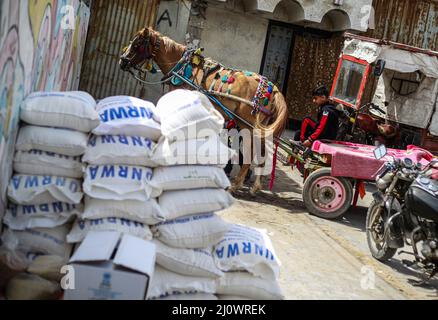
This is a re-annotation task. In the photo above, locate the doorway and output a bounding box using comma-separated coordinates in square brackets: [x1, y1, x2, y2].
[260, 21, 294, 93]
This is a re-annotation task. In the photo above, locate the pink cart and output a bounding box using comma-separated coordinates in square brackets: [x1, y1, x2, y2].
[286, 140, 433, 219]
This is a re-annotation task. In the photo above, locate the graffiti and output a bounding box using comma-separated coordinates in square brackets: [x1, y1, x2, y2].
[0, 0, 90, 210]
[157, 9, 173, 27]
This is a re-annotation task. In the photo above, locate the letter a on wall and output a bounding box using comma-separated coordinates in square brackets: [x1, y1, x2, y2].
[157, 9, 172, 27]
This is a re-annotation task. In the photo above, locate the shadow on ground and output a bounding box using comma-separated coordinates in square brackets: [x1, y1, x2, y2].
[232, 163, 306, 213]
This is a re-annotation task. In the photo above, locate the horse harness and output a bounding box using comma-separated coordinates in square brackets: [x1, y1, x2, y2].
[164, 49, 275, 127]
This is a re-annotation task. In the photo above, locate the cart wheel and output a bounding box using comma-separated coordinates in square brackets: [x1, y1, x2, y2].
[302, 168, 353, 219]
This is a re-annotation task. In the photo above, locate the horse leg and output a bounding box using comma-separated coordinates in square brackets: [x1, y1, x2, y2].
[229, 164, 251, 194]
[250, 169, 264, 196]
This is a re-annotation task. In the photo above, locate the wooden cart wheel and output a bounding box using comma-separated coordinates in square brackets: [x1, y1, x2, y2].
[302, 168, 353, 219]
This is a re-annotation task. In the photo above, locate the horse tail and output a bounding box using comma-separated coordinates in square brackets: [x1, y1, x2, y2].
[255, 91, 289, 139]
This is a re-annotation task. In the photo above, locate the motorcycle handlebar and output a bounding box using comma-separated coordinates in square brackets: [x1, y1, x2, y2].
[369, 103, 386, 115]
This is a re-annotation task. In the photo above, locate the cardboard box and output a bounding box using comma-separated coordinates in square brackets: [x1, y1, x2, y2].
[64, 231, 155, 300]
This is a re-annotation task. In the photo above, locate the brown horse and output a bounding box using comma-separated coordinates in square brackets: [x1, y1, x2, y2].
[120, 27, 289, 194]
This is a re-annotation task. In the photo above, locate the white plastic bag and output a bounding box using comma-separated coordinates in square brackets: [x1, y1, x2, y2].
[154, 240, 224, 278]
[21, 91, 99, 132]
[14, 150, 84, 179]
[8, 175, 83, 205]
[83, 165, 155, 201]
[216, 272, 284, 300]
[82, 197, 164, 225]
[151, 213, 231, 249]
[83, 135, 157, 167]
[16, 126, 89, 157]
[159, 189, 235, 220]
[4, 202, 81, 230]
[150, 165, 230, 194]
[213, 224, 281, 281]
[1, 225, 72, 259]
[147, 265, 217, 300]
[93, 96, 161, 140]
[67, 217, 153, 243]
[152, 135, 235, 167]
[156, 89, 224, 141]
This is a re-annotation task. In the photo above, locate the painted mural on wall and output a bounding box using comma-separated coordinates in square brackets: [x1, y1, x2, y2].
[0, 0, 90, 210]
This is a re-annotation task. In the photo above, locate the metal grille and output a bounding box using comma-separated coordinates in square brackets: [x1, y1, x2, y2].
[79, 0, 160, 100]
[365, 0, 438, 50]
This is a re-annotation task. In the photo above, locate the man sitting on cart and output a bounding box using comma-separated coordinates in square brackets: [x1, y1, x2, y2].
[293, 85, 340, 147]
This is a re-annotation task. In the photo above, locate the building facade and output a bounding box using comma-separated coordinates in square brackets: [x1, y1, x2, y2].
[153, 0, 373, 123]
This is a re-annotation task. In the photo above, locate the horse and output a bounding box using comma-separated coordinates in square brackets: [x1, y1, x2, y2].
[119, 27, 289, 195]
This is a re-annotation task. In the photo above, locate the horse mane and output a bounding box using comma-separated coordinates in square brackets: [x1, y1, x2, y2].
[161, 35, 186, 53]
[146, 28, 186, 55]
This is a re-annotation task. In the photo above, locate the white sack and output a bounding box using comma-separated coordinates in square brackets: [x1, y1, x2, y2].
[217, 295, 252, 300]
[4, 202, 81, 230]
[1, 225, 72, 259]
[67, 217, 153, 243]
[14, 150, 84, 179]
[20, 91, 99, 132]
[6, 273, 61, 300]
[151, 213, 231, 249]
[93, 96, 161, 141]
[216, 272, 284, 300]
[156, 89, 224, 141]
[147, 265, 216, 300]
[27, 255, 67, 282]
[159, 189, 235, 220]
[16, 126, 88, 156]
[82, 197, 164, 225]
[8, 175, 83, 205]
[150, 165, 231, 194]
[213, 224, 281, 281]
[83, 134, 156, 167]
[83, 165, 155, 201]
[157, 293, 218, 300]
[152, 135, 235, 167]
[154, 240, 224, 278]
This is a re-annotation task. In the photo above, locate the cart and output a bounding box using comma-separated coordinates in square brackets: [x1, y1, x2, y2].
[276, 138, 433, 219]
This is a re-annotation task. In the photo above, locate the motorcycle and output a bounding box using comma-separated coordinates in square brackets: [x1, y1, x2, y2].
[366, 145, 438, 284]
[336, 102, 399, 147]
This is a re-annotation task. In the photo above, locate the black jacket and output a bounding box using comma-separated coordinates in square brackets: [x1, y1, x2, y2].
[308, 104, 339, 142]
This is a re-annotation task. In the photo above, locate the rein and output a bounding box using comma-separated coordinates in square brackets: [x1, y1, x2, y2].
[127, 44, 272, 129]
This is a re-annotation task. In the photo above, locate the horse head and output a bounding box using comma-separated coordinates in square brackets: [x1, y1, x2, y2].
[119, 27, 160, 75]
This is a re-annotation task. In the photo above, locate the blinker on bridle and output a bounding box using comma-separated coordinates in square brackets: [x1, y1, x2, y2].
[123, 31, 161, 78]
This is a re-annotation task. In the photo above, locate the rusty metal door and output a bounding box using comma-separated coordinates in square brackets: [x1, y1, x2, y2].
[79, 0, 159, 100]
[260, 22, 294, 92]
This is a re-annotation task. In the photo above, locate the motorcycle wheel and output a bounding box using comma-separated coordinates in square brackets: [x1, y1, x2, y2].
[302, 168, 353, 219]
[366, 200, 397, 261]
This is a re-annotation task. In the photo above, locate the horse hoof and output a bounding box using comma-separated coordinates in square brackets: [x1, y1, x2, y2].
[228, 186, 237, 195]
[250, 186, 261, 197]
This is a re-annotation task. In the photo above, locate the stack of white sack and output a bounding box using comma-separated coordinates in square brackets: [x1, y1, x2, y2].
[146, 90, 236, 300]
[67, 96, 163, 244]
[1, 91, 98, 299]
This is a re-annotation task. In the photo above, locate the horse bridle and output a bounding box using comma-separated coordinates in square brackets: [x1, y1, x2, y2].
[122, 31, 161, 75]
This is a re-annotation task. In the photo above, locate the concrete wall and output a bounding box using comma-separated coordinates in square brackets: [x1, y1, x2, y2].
[146, 0, 193, 104]
[0, 0, 90, 216]
[219, 0, 373, 32]
[199, 5, 268, 72]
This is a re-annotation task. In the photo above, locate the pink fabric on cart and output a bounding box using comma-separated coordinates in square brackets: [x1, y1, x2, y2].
[312, 140, 433, 180]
